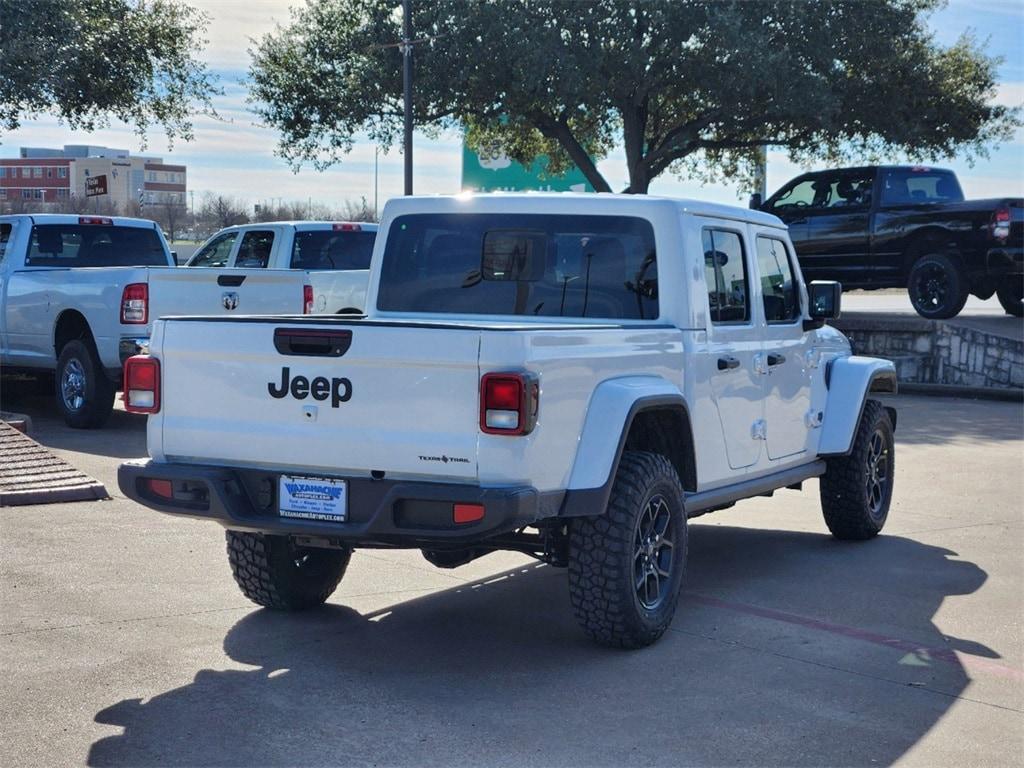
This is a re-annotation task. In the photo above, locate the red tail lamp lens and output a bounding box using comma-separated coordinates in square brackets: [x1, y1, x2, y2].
[453, 503, 485, 524]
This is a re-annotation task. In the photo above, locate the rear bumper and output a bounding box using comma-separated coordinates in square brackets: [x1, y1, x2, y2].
[985, 245, 1023, 277]
[118, 460, 541, 545]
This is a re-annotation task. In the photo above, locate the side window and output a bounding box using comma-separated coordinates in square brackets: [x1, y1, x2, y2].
[829, 172, 874, 209]
[188, 232, 237, 267]
[703, 228, 749, 324]
[235, 230, 275, 268]
[768, 179, 818, 212]
[0, 223, 12, 263]
[757, 237, 800, 323]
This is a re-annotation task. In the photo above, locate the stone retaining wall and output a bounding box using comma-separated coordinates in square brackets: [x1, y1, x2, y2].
[832, 315, 1023, 391]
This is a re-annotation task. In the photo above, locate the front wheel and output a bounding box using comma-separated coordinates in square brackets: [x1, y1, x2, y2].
[226, 531, 351, 610]
[996, 279, 1023, 317]
[820, 400, 895, 541]
[55, 339, 115, 429]
[568, 451, 687, 649]
[907, 252, 969, 319]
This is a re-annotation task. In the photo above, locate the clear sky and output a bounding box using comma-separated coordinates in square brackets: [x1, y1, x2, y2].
[3, 0, 1022, 210]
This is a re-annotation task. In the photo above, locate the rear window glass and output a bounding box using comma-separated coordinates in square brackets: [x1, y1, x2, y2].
[880, 169, 963, 205]
[26, 224, 166, 267]
[377, 214, 658, 319]
[290, 230, 376, 271]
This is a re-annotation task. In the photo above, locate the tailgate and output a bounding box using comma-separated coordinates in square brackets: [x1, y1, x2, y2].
[156, 319, 481, 481]
[147, 268, 307, 319]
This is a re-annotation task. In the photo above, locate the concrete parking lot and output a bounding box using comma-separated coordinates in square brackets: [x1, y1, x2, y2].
[1, 384, 1022, 766]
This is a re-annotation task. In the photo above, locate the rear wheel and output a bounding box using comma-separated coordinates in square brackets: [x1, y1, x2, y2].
[568, 451, 687, 649]
[907, 252, 969, 319]
[55, 339, 115, 429]
[226, 531, 351, 610]
[820, 399, 895, 541]
[996, 279, 1023, 317]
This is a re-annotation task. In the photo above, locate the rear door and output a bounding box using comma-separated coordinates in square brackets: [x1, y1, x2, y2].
[700, 223, 764, 470]
[155, 319, 481, 480]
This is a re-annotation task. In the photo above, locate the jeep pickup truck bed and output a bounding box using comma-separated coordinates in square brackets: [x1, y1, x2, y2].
[120, 193, 897, 648]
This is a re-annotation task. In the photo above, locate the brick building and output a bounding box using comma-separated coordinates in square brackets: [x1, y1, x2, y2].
[0, 145, 186, 211]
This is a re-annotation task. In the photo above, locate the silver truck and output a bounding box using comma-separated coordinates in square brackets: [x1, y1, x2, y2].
[119, 193, 897, 648]
[0, 214, 311, 428]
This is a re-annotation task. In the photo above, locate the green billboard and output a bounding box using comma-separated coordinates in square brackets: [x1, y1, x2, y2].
[461, 142, 594, 193]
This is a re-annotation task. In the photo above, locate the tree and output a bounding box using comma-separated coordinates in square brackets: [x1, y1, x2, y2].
[249, 0, 1019, 194]
[153, 200, 187, 242]
[0, 0, 217, 144]
[199, 193, 249, 230]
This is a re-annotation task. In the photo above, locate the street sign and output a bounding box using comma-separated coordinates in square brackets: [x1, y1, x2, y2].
[85, 175, 108, 197]
[461, 142, 593, 193]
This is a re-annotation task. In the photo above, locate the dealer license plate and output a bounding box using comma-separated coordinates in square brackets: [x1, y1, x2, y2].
[279, 475, 347, 522]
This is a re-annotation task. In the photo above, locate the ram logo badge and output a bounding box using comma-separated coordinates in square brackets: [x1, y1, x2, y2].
[221, 291, 239, 310]
[268, 367, 352, 408]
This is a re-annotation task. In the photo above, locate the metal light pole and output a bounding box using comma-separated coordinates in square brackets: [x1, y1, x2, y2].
[402, 0, 413, 195]
[374, 145, 379, 216]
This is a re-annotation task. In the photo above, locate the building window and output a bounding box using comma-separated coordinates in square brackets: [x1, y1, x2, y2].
[22, 190, 31, 199]
[47, 168, 53, 178]
[58, 167, 68, 179]
[32, 167, 43, 178]
[33, 189, 44, 199]
[0, 189, 6, 199]
[56, 189, 69, 199]
[0, 167, 6, 178]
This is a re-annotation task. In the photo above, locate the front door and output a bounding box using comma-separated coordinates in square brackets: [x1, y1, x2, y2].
[753, 232, 814, 461]
[798, 169, 875, 286]
[702, 224, 764, 470]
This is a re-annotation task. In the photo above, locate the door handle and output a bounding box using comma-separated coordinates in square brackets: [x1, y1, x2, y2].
[767, 353, 786, 366]
[717, 356, 740, 371]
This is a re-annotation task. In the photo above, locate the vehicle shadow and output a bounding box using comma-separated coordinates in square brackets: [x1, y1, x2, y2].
[87, 525, 993, 767]
[0, 377, 147, 460]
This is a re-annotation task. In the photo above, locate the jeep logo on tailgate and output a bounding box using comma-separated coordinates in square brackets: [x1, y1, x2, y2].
[268, 367, 352, 408]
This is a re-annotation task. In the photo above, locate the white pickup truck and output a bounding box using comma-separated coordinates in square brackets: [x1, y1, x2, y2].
[119, 194, 898, 648]
[0, 214, 311, 428]
[184, 221, 378, 315]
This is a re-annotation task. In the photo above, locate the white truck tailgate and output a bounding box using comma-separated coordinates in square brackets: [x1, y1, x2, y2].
[147, 268, 307, 319]
[156, 319, 481, 481]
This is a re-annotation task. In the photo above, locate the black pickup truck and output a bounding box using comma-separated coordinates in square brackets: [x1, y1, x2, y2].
[759, 166, 1023, 318]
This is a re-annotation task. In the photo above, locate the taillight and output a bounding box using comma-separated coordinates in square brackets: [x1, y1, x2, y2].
[332, 223, 361, 231]
[79, 216, 112, 225]
[303, 285, 314, 314]
[123, 356, 160, 413]
[121, 283, 148, 324]
[480, 372, 538, 435]
[991, 206, 1011, 240]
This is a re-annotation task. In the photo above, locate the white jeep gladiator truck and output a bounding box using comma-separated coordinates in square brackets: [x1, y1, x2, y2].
[184, 221, 378, 315]
[119, 194, 897, 648]
[0, 214, 311, 428]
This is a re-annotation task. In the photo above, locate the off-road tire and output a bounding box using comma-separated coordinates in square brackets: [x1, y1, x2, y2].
[226, 531, 351, 610]
[55, 339, 115, 429]
[907, 252, 969, 319]
[820, 399, 895, 541]
[568, 451, 687, 649]
[996, 279, 1023, 317]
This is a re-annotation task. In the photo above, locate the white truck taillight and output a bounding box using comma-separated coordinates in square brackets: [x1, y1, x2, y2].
[303, 284, 314, 314]
[991, 206, 1011, 241]
[121, 283, 148, 324]
[123, 356, 160, 414]
[480, 372, 539, 435]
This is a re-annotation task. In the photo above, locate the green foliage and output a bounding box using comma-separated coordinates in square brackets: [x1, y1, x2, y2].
[0, 0, 218, 145]
[248, 0, 1019, 193]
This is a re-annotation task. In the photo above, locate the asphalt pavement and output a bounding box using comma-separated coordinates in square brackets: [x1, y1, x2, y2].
[1, 386, 1022, 767]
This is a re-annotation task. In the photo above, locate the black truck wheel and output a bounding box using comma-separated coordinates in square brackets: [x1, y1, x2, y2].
[907, 252, 969, 319]
[226, 531, 351, 610]
[568, 451, 687, 649]
[996, 279, 1024, 317]
[55, 339, 115, 429]
[820, 399, 895, 541]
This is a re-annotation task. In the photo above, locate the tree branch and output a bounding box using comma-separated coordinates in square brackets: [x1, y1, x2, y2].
[530, 112, 613, 193]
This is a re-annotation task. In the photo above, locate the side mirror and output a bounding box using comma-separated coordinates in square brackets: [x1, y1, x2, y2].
[749, 193, 763, 210]
[804, 280, 842, 330]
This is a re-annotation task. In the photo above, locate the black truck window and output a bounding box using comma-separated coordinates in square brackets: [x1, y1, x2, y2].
[26, 224, 166, 267]
[880, 168, 963, 206]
